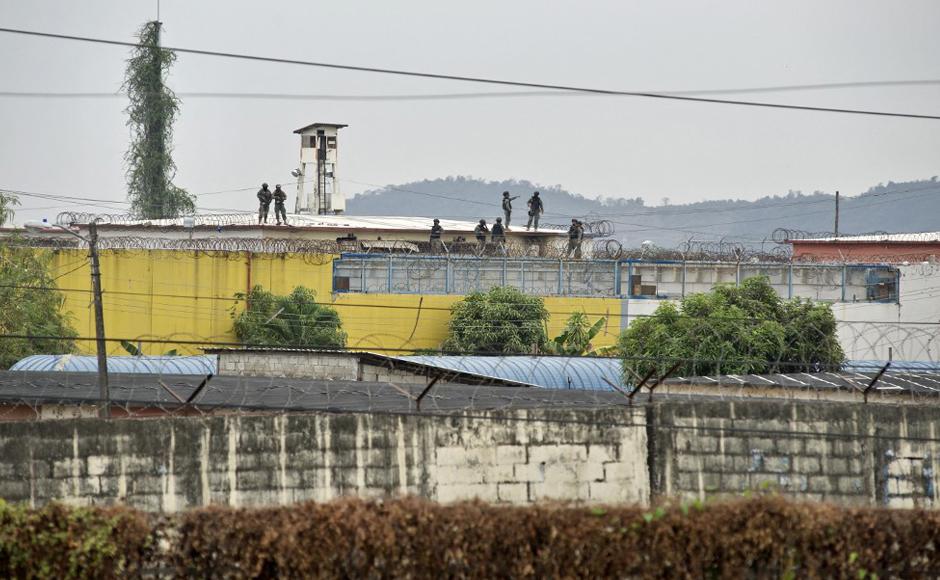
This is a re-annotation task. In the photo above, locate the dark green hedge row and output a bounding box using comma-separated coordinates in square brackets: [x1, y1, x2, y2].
[0, 500, 152, 579]
[4, 496, 940, 578]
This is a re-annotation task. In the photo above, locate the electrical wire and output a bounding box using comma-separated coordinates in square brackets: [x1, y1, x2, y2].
[2, 27, 940, 120]
[342, 179, 940, 225]
[3, 282, 934, 326]
[0, 332, 924, 369]
[5, 178, 935, 245]
[3, 79, 940, 101]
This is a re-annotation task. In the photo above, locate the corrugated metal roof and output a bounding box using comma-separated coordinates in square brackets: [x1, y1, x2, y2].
[10, 355, 216, 375]
[843, 360, 940, 372]
[0, 372, 630, 413]
[792, 232, 940, 243]
[395, 355, 623, 391]
[392, 356, 940, 391]
[665, 370, 940, 396]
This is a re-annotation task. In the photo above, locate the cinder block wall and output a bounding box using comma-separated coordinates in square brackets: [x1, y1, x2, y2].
[0, 409, 648, 511]
[651, 400, 940, 508]
[217, 352, 359, 380]
[217, 351, 506, 388]
[3, 400, 940, 511]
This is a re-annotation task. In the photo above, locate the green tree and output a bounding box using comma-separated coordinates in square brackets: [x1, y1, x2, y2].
[123, 21, 195, 219]
[0, 192, 20, 226]
[0, 244, 77, 368]
[442, 286, 549, 354]
[231, 285, 346, 348]
[550, 312, 609, 355]
[617, 276, 844, 379]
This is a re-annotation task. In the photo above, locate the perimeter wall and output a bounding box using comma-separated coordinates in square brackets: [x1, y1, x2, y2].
[1, 399, 940, 511]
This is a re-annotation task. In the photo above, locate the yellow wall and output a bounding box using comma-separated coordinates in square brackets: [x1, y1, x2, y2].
[50, 249, 624, 356]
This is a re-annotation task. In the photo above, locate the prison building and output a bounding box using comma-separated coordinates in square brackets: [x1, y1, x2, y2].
[790, 231, 940, 263]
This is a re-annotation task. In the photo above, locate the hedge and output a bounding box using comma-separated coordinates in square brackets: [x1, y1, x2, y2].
[0, 500, 152, 579]
[4, 496, 940, 578]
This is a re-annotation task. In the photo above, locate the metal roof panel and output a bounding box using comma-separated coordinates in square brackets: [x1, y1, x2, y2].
[394, 355, 623, 391]
[10, 355, 217, 375]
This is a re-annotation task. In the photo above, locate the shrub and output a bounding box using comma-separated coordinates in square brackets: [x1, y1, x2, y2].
[618, 276, 845, 379]
[231, 285, 346, 348]
[442, 286, 548, 354]
[5, 497, 940, 578]
[0, 500, 153, 579]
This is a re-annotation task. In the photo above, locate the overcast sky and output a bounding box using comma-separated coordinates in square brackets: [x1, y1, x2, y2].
[1, 0, 939, 223]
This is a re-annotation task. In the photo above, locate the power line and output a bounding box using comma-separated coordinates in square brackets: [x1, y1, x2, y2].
[3, 79, 940, 101]
[3, 180, 936, 247]
[5, 177, 935, 241]
[2, 27, 940, 121]
[0, 332, 926, 369]
[0, 282, 934, 326]
[344, 179, 940, 222]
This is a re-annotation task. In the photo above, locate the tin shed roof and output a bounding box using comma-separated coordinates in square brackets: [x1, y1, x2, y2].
[394, 355, 624, 390]
[10, 355, 217, 375]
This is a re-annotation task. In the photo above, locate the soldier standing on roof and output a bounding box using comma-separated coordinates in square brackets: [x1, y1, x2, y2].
[273, 184, 288, 226]
[429, 218, 444, 254]
[257, 183, 272, 224]
[566, 218, 584, 259]
[474, 219, 489, 253]
[491, 217, 507, 255]
[526, 191, 543, 231]
[501, 191, 519, 229]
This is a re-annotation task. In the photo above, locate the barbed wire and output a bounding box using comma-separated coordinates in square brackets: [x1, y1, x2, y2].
[771, 228, 897, 243]
[12, 228, 935, 269]
[55, 211, 260, 227]
[1, 354, 939, 425]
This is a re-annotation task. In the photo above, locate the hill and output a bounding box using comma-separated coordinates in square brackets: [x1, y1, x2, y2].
[346, 176, 940, 248]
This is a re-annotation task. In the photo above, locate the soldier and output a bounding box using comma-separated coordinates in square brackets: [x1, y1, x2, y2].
[526, 191, 544, 231]
[256, 183, 272, 224]
[566, 219, 584, 259]
[491, 217, 506, 255]
[429, 218, 444, 254]
[501, 191, 519, 228]
[474, 219, 489, 253]
[273, 184, 288, 225]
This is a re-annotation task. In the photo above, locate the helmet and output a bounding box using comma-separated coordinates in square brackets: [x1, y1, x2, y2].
[262, 182, 268, 188]
[496, 217, 502, 222]
[433, 218, 440, 223]
[479, 219, 486, 224]
[503, 191, 510, 196]
[533, 191, 540, 196]
[275, 184, 281, 189]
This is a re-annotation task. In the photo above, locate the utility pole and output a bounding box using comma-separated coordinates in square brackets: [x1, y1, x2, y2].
[88, 221, 110, 418]
[834, 190, 840, 238]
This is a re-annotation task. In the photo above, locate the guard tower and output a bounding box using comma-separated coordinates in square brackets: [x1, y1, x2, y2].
[292, 122, 347, 214]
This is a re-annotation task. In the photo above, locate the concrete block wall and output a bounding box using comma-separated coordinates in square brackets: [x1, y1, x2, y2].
[217, 352, 482, 387]
[217, 352, 359, 380]
[358, 362, 466, 388]
[4, 399, 940, 512]
[652, 400, 940, 508]
[0, 408, 648, 511]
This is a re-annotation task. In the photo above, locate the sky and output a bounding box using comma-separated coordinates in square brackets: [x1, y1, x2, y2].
[1, 0, 939, 223]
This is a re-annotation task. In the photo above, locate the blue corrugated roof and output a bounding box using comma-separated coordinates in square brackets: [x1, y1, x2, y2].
[395, 355, 622, 391]
[10, 355, 216, 375]
[392, 357, 940, 391]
